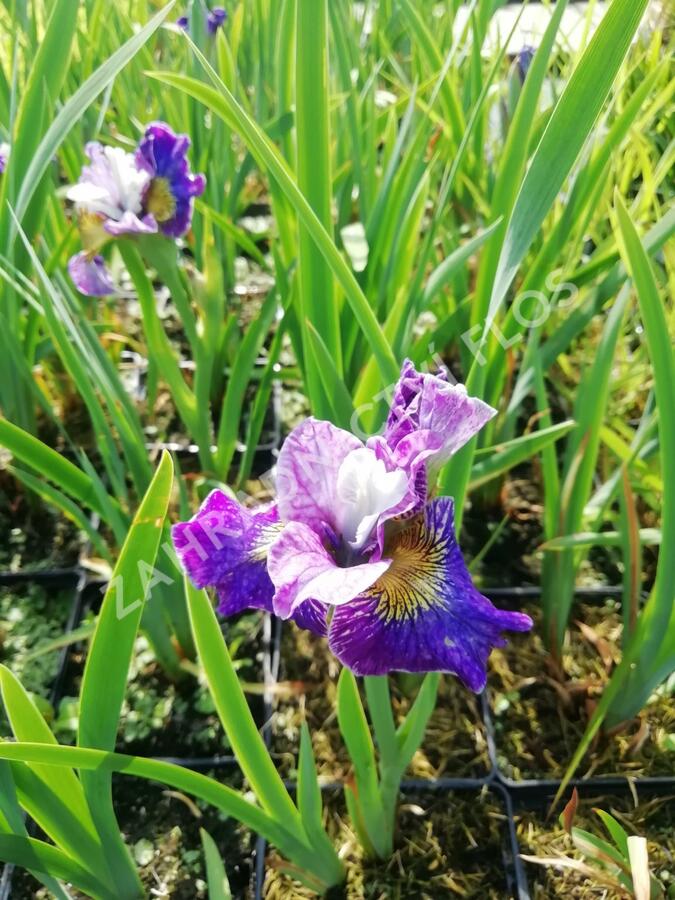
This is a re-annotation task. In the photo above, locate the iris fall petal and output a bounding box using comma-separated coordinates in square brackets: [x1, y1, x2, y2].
[328, 496, 532, 690]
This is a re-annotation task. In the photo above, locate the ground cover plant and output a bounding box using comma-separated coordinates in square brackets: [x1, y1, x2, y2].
[0, 0, 672, 896]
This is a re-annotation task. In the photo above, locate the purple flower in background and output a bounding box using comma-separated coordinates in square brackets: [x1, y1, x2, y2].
[67, 253, 116, 297]
[66, 143, 156, 240]
[173, 361, 532, 691]
[136, 122, 206, 238]
[207, 6, 227, 34]
[66, 124, 205, 296]
[0, 142, 9, 174]
[175, 7, 227, 35]
[66, 142, 157, 295]
[516, 45, 536, 82]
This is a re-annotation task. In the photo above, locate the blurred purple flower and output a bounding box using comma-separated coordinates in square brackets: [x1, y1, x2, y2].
[516, 45, 536, 82]
[67, 253, 116, 297]
[66, 142, 157, 295]
[66, 124, 205, 295]
[0, 142, 9, 174]
[136, 122, 206, 238]
[207, 6, 227, 34]
[66, 142, 154, 238]
[173, 361, 532, 690]
[176, 6, 227, 35]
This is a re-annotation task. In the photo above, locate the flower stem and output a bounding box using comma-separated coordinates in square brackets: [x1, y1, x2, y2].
[364, 675, 400, 857]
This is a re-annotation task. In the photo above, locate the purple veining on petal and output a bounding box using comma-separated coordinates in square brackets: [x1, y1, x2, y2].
[171, 490, 281, 616]
[136, 122, 206, 237]
[380, 359, 496, 497]
[67, 252, 116, 297]
[268, 521, 389, 619]
[276, 417, 363, 537]
[291, 599, 329, 637]
[328, 496, 532, 690]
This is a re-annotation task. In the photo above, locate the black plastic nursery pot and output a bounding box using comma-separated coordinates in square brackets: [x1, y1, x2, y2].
[255, 589, 675, 899]
[1, 574, 673, 898]
[270, 620, 492, 783]
[506, 777, 675, 899]
[476, 587, 675, 899]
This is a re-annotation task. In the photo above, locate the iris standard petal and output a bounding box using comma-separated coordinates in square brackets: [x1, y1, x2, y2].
[383, 359, 496, 484]
[171, 490, 281, 616]
[68, 252, 116, 297]
[328, 496, 532, 690]
[275, 417, 363, 536]
[335, 446, 409, 550]
[70, 142, 149, 221]
[268, 520, 390, 619]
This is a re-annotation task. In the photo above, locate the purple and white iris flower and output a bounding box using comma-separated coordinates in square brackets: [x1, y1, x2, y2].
[0, 142, 9, 174]
[173, 361, 532, 691]
[67, 124, 205, 296]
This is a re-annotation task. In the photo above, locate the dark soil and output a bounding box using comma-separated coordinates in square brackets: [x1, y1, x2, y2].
[462, 471, 544, 588]
[517, 792, 675, 898]
[264, 789, 511, 898]
[271, 624, 490, 781]
[489, 601, 675, 780]
[0, 472, 82, 570]
[10, 774, 256, 899]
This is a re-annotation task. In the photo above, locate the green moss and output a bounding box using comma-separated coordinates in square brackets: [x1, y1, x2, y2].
[0, 582, 74, 734]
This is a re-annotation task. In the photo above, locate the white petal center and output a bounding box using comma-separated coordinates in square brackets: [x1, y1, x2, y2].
[336, 447, 407, 549]
[67, 146, 149, 221]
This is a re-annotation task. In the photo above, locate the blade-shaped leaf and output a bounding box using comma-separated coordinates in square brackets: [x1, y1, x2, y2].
[0, 835, 115, 900]
[146, 64, 399, 389]
[484, 0, 649, 339]
[4, 1, 176, 243]
[336, 669, 387, 857]
[469, 421, 576, 491]
[0, 742, 310, 874]
[78, 452, 173, 896]
[200, 829, 232, 900]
